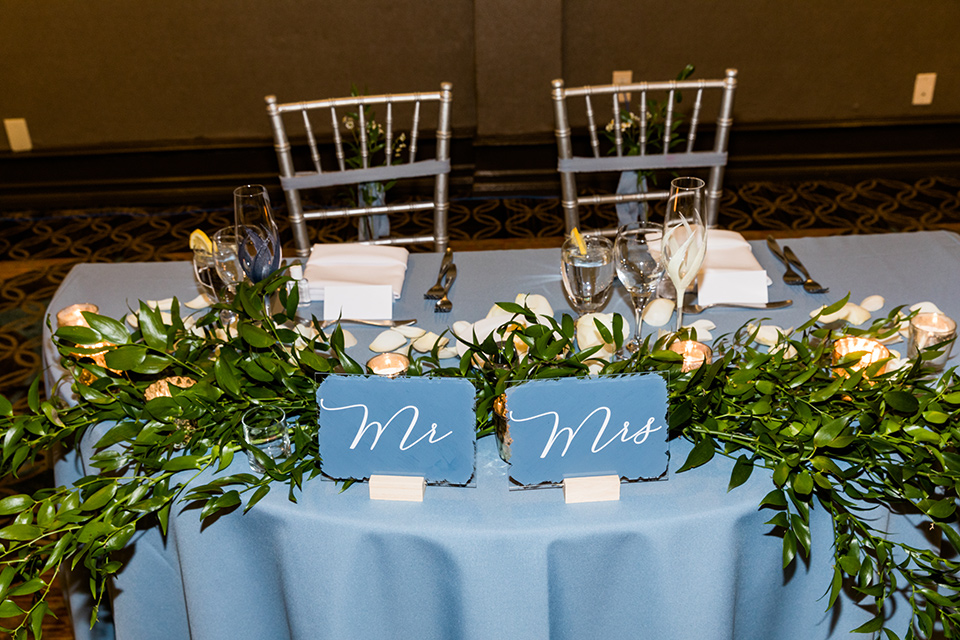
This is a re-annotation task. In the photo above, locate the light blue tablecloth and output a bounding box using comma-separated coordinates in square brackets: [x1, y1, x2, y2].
[46, 231, 960, 640]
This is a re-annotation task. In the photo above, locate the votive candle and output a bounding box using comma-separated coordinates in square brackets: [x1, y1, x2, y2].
[668, 340, 713, 372]
[56, 303, 99, 329]
[366, 353, 410, 377]
[908, 312, 956, 371]
[831, 337, 890, 377]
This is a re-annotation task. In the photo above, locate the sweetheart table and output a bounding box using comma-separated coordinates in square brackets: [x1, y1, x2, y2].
[45, 231, 960, 640]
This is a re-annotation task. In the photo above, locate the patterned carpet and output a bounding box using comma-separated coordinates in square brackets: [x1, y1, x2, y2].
[0, 175, 959, 638]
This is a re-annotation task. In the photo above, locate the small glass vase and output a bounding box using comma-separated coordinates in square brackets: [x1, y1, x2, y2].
[357, 181, 389, 241]
[234, 184, 282, 283]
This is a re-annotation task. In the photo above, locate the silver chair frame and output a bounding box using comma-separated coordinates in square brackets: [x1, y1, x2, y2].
[552, 69, 737, 232]
[266, 83, 453, 258]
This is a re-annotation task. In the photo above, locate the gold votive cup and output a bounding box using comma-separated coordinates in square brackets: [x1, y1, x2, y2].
[366, 353, 410, 377]
[908, 312, 956, 371]
[668, 340, 713, 372]
[832, 337, 890, 377]
[56, 303, 99, 328]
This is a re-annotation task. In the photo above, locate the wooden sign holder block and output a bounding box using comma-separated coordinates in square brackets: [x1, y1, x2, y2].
[369, 474, 426, 502]
[562, 475, 621, 504]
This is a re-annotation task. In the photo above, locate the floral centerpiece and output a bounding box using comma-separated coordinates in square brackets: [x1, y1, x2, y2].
[0, 271, 959, 639]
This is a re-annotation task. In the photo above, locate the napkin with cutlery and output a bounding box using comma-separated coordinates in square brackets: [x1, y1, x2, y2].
[304, 244, 409, 300]
[695, 230, 769, 306]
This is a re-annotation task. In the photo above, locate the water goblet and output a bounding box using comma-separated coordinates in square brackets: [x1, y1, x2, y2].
[192, 248, 222, 304]
[561, 234, 615, 316]
[661, 177, 707, 333]
[212, 228, 243, 324]
[241, 406, 291, 473]
[614, 221, 664, 352]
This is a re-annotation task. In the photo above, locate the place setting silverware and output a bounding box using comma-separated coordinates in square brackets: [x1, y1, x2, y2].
[682, 300, 793, 315]
[425, 247, 454, 299]
[766, 235, 828, 293]
[434, 263, 457, 313]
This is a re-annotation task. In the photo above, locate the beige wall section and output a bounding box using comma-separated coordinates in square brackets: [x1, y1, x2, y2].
[0, 0, 957, 152]
[0, 0, 477, 149]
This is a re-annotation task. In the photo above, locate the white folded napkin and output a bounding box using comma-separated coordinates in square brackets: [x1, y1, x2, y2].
[696, 230, 769, 306]
[304, 244, 409, 300]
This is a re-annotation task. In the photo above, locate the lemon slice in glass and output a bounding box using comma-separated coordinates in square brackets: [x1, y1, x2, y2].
[189, 229, 213, 253]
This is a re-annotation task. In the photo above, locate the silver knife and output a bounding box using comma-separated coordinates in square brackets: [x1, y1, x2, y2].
[766, 236, 804, 285]
[319, 318, 417, 330]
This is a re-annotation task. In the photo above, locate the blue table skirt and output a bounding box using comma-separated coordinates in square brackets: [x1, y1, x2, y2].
[46, 231, 960, 639]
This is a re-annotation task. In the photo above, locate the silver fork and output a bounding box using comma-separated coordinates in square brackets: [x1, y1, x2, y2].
[783, 246, 829, 294]
[434, 264, 457, 313]
[766, 235, 804, 285]
[424, 247, 454, 299]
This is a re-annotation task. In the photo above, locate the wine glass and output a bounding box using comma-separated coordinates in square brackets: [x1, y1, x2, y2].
[234, 185, 282, 283]
[192, 248, 222, 304]
[614, 221, 664, 352]
[212, 228, 243, 324]
[561, 234, 615, 316]
[661, 177, 707, 333]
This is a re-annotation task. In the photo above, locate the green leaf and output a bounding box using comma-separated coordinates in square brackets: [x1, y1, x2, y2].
[9, 578, 44, 597]
[55, 325, 103, 345]
[759, 489, 787, 509]
[782, 529, 797, 568]
[0, 598, 24, 618]
[0, 524, 42, 541]
[728, 455, 753, 491]
[239, 323, 275, 349]
[244, 484, 271, 513]
[214, 358, 243, 396]
[0, 395, 12, 417]
[809, 377, 843, 404]
[105, 345, 147, 370]
[792, 471, 814, 496]
[0, 495, 34, 516]
[84, 313, 130, 344]
[851, 615, 885, 634]
[162, 455, 202, 472]
[676, 436, 715, 473]
[138, 301, 168, 350]
[81, 483, 117, 511]
[813, 417, 847, 448]
[884, 390, 919, 414]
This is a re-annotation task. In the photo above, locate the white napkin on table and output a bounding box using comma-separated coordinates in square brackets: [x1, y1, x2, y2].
[696, 230, 769, 305]
[304, 244, 409, 300]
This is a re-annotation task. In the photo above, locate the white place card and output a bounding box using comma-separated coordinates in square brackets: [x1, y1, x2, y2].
[369, 474, 426, 502]
[322, 285, 393, 321]
[697, 268, 769, 306]
[563, 475, 621, 503]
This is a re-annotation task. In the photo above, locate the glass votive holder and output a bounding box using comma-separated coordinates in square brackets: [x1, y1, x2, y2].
[366, 353, 410, 377]
[56, 303, 99, 328]
[241, 406, 291, 473]
[908, 312, 956, 371]
[668, 340, 713, 372]
[831, 337, 890, 377]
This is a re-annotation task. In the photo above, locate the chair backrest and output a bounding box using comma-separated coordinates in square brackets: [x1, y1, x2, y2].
[265, 83, 453, 258]
[552, 69, 737, 233]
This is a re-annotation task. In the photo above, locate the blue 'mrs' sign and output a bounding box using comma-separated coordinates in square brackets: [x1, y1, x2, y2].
[316, 375, 476, 485]
[505, 373, 669, 487]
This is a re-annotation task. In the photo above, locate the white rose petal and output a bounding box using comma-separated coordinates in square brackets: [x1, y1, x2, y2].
[843, 303, 872, 326]
[910, 301, 943, 314]
[811, 304, 847, 324]
[369, 329, 408, 353]
[683, 319, 716, 342]
[515, 293, 554, 319]
[125, 313, 139, 328]
[341, 329, 357, 349]
[750, 323, 787, 347]
[160, 312, 173, 325]
[437, 346, 460, 360]
[859, 295, 885, 312]
[413, 331, 449, 353]
[642, 298, 675, 327]
[452, 320, 473, 336]
[144, 298, 174, 311]
[184, 294, 213, 309]
[393, 325, 426, 339]
[770, 342, 798, 359]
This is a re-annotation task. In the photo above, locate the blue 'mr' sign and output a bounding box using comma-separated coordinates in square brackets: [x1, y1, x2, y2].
[505, 374, 669, 487]
[316, 376, 476, 485]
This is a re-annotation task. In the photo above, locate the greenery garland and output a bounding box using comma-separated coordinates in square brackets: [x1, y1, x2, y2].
[0, 270, 958, 640]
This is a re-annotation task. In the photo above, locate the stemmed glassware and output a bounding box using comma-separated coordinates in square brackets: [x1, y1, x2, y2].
[561, 233, 615, 316]
[212, 228, 243, 324]
[614, 221, 664, 352]
[661, 177, 707, 333]
[234, 185, 282, 284]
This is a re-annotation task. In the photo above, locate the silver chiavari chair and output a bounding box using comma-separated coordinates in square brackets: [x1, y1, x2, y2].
[552, 69, 737, 233]
[265, 83, 453, 258]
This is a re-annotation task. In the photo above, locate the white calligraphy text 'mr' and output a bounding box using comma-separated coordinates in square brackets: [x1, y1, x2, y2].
[508, 407, 662, 459]
[318, 400, 452, 451]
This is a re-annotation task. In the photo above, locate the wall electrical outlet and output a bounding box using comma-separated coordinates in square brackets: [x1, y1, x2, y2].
[612, 70, 633, 104]
[912, 73, 936, 106]
[3, 118, 33, 152]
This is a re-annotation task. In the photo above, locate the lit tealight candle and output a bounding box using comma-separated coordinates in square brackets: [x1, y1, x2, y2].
[668, 340, 713, 372]
[366, 353, 410, 377]
[908, 312, 956, 371]
[56, 303, 99, 328]
[832, 337, 890, 377]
